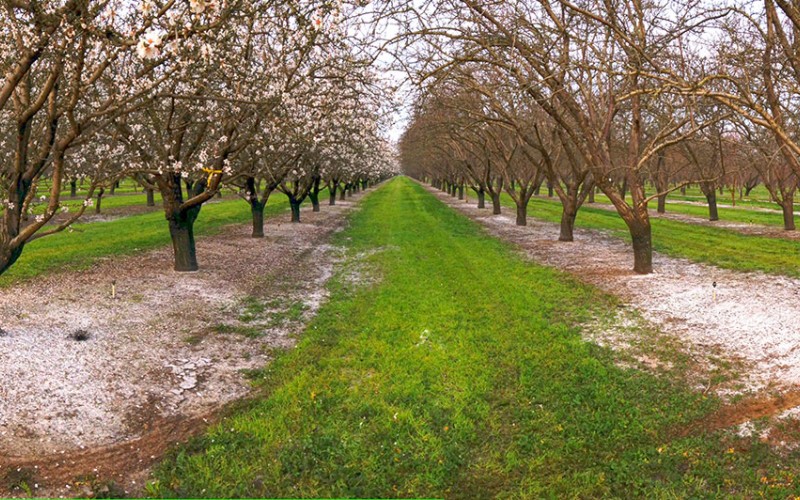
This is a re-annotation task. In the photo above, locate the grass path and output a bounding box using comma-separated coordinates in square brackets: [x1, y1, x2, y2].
[149, 177, 798, 498]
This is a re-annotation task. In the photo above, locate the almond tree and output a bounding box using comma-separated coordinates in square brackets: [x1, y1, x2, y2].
[391, 0, 724, 273]
[0, 0, 240, 276]
[703, 0, 800, 226]
[736, 121, 798, 229]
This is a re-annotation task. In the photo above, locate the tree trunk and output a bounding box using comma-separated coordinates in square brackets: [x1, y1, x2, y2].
[705, 190, 719, 221]
[168, 216, 198, 272]
[681, 185, 687, 195]
[251, 200, 265, 238]
[146, 188, 155, 207]
[588, 188, 595, 203]
[340, 187, 347, 201]
[0, 245, 25, 277]
[458, 184, 464, 200]
[290, 200, 301, 222]
[95, 188, 104, 215]
[309, 191, 320, 212]
[109, 183, 116, 196]
[515, 202, 527, 226]
[781, 197, 795, 231]
[631, 224, 653, 274]
[657, 194, 667, 214]
[547, 182, 554, 197]
[559, 205, 576, 242]
[491, 192, 501, 214]
[329, 185, 337, 205]
[70, 180, 77, 198]
[477, 189, 485, 209]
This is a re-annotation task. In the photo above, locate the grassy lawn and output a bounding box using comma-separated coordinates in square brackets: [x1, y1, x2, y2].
[0, 194, 299, 286]
[667, 184, 794, 211]
[44, 178, 152, 197]
[493, 194, 800, 277]
[149, 177, 798, 498]
[32, 191, 166, 214]
[589, 184, 795, 212]
[588, 192, 794, 227]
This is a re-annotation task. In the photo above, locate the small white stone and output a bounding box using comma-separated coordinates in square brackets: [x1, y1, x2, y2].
[179, 376, 197, 390]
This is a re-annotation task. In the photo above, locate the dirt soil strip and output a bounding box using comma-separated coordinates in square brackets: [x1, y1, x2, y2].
[680, 390, 800, 438]
[424, 185, 800, 397]
[584, 200, 800, 241]
[0, 191, 370, 497]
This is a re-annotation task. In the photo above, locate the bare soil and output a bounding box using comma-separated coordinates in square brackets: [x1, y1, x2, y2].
[0, 192, 368, 497]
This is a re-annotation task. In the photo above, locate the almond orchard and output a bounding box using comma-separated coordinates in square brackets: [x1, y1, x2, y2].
[5, 1, 800, 498]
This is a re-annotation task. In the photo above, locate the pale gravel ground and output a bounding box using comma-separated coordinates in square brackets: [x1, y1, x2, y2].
[429, 186, 800, 395]
[0, 196, 364, 458]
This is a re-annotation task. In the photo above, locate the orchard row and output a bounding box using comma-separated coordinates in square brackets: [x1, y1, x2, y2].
[0, 0, 397, 275]
[392, 0, 800, 274]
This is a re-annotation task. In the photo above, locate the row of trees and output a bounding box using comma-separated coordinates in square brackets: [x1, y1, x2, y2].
[0, 0, 397, 276]
[390, 0, 800, 274]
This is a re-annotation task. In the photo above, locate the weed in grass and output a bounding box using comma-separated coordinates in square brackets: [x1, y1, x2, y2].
[267, 301, 308, 326]
[238, 296, 268, 323]
[212, 323, 263, 339]
[4, 467, 36, 496]
[240, 367, 270, 381]
[72, 475, 126, 499]
[184, 334, 205, 346]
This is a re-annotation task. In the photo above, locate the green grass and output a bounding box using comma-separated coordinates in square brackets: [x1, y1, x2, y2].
[148, 177, 800, 498]
[588, 192, 794, 227]
[667, 184, 794, 211]
[212, 323, 264, 339]
[497, 194, 800, 277]
[25, 191, 165, 215]
[0, 194, 306, 286]
[589, 184, 795, 212]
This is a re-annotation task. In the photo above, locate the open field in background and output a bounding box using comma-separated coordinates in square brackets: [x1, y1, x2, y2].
[586, 184, 798, 212]
[0, 195, 292, 287]
[39, 178, 242, 201]
[589, 192, 797, 225]
[41, 178, 154, 197]
[667, 185, 796, 211]
[148, 178, 798, 498]
[489, 193, 800, 278]
[28, 191, 166, 215]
